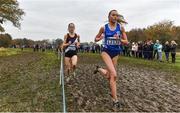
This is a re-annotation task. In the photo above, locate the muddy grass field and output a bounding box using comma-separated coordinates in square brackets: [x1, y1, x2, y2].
[0, 49, 180, 112]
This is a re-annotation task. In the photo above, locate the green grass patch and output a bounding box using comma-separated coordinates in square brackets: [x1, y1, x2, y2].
[0, 48, 21, 56]
[0, 51, 61, 112]
[0, 48, 32, 57]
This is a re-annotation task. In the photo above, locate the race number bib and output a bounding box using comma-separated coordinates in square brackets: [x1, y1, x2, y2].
[65, 44, 76, 53]
[106, 37, 121, 45]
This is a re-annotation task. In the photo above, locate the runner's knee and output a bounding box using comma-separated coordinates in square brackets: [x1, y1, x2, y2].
[109, 70, 117, 78]
[65, 64, 70, 69]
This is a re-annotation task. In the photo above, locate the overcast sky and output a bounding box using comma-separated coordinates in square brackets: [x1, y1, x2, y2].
[3, 0, 180, 42]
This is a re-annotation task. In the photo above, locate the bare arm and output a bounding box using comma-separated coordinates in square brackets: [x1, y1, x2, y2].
[62, 35, 70, 48]
[95, 27, 104, 42]
[121, 26, 128, 44]
[76, 35, 80, 48]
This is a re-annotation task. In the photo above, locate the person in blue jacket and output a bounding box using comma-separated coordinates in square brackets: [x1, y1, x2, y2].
[153, 40, 159, 60]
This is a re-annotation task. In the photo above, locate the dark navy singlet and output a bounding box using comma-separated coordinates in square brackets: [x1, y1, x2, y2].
[65, 33, 77, 53]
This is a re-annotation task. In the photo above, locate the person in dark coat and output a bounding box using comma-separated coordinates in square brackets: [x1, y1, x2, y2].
[137, 41, 143, 58]
[163, 41, 171, 62]
[170, 40, 178, 63]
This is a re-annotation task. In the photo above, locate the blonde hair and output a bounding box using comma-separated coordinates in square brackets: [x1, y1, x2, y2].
[108, 10, 128, 25]
[117, 14, 128, 24]
[165, 41, 169, 45]
[171, 40, 178, 45]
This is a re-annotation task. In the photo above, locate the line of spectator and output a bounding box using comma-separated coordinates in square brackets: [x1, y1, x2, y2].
[122, 40, 178, 63]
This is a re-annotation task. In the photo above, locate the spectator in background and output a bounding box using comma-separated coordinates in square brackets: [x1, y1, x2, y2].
[122, 45, 126, 56]
[91, 44, 96, 53]
[143, 41, 148, 59]
[124, 44, 128, 56]
[170, 40, 178, 63]
[131, 42, 136, 57]
[153, 40, 159, 60]
[146, 40, 151, 60]
[125, 42, 131, 57]
[21, 45, 25, 51]
[148, 40, 154, 60]
[42, 43, 46, 52]
[157, 41, 163, 62]
[135, 43, 138, 57]
[95, 44, 101, 53]
[137, 41, 143, 58]
[163, 41, 170, 62]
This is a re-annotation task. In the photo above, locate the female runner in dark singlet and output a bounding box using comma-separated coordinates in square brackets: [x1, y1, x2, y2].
[62, 23, 80, 76]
